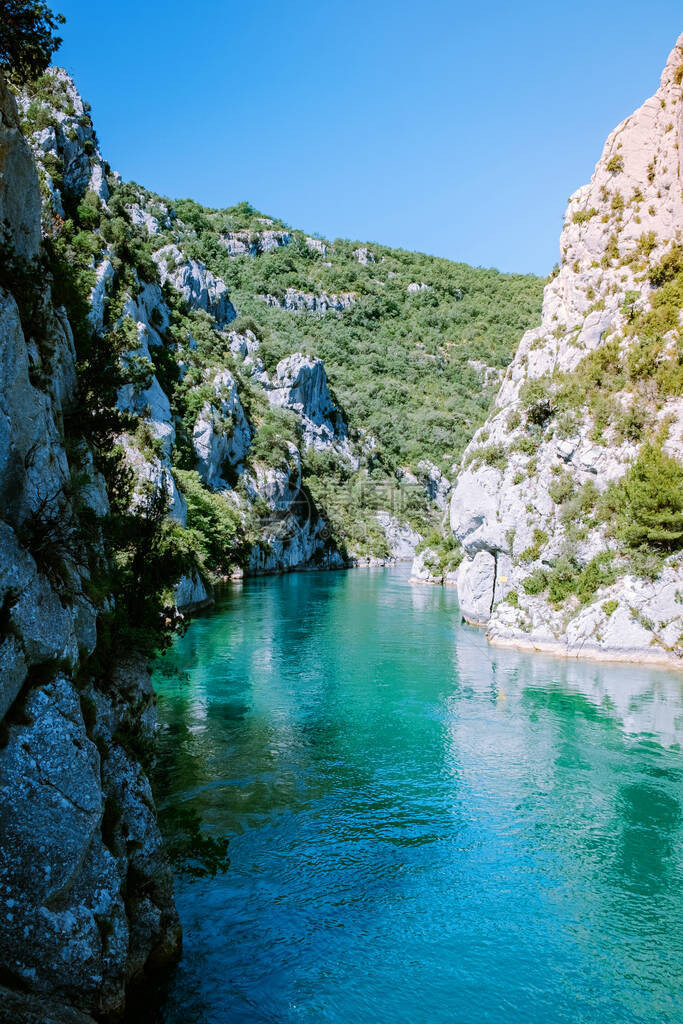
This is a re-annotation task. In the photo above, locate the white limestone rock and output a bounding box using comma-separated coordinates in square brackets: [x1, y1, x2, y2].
[192, 369, 252, 487]
[175, 571, 213, 612]
[0, 75, 41, 259]
[456, 551, 498, 625]
[446, 34, 683, 666]
[120, 437, 186, 526]
[229, 329, 268, 382]
[257, 288, 356, 313]
[375, 511, 421, 560]
[153, 244, 236, 324]
[267, 354, 357, 464]
[18, 68, 109, 220]
[244, 443, 302, 512]
[353, 247, 375, 265]
[410, 548, 443, 584]
[417, 460, 452, 512]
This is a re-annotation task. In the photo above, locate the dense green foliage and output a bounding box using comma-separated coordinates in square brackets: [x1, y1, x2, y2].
[175, 469, 247, 574]
[522, 552, 616, 606]
[608, 444, 683, 552]
[140, 197, 544, 472]
[0, 1, 64, 83]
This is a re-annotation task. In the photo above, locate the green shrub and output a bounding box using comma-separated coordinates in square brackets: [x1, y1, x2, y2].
[519, 528, 548, 563]
[548, 468, 574, 504]
[249, 406, 301, 464]
[611, 444, 683, 551]
[606, 154, 624, 174]
[602, 599, 618, 617]
[519, 376, 553, 425]
[466, 443, 507, 471]
[510, 434, 538, 456]
[572, 208, 598, 225]
[174, 469, 246, 574]
[649, 244, 683, 287]
[522, 568, 548, 595]
[76, 190, 101, 231]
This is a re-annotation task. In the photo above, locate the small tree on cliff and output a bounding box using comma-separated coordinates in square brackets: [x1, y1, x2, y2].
[0, 1, 65, 83]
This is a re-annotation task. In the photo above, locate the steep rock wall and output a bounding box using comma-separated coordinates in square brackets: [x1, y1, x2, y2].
[448, 35, 683, 667]
[0, 74, 180, 1023]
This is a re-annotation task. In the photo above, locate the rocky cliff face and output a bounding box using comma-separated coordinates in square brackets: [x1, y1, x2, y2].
[9, 66, 424, 604]
[0, 73, 180, 1023]
[446, 36, 683, 667]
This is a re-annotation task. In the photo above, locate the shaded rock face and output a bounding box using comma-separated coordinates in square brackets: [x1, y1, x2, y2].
[175, 570, 213, 613]
[0, 69, 180, 1022]
[417, 460, 451, 513]
[448, 35, 683, 666]
[0, 76, 41, 258]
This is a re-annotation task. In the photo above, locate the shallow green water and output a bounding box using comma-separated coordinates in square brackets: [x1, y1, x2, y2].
[152, 566, 683, 1023]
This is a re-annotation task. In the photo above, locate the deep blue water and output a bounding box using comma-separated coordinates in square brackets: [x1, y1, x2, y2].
[151, 566, 683, 1024]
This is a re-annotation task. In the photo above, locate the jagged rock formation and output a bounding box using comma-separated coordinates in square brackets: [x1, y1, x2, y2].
[153, 244, 236, 324]
[416, 460, 452, 512]
[266, 354, 357, 464]
[192, 369, 252, 487]
[220, 228, 291, 255]
[256, 287, 356, 312]
[446, 35, 683, 667]
[375, 511, 421, 559]
[0, 73, 180, 1023]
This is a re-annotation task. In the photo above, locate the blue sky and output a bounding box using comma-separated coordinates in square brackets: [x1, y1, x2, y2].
[54, 0, 681, 274]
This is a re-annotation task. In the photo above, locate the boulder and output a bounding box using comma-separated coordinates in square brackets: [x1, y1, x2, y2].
[456, 551, 496, 625]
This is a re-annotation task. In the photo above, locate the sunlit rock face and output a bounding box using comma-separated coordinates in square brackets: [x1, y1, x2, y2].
[448, 35, 683, 667]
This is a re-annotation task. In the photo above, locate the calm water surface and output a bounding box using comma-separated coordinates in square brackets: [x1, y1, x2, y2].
[151, 566, 683, 1024]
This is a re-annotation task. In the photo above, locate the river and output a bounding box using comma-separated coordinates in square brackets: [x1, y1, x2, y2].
[151, 566, 683, 1023]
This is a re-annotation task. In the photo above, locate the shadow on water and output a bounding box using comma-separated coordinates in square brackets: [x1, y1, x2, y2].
[147, 566, 683, 1024]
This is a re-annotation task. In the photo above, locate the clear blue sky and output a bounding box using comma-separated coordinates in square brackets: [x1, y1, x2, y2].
[54, 0, 681, 275]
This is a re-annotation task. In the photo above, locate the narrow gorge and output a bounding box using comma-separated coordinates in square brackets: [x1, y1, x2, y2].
[0, 14, 681, 1024]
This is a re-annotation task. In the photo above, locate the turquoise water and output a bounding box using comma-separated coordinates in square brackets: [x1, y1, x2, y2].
[151, 566, 683, 1024]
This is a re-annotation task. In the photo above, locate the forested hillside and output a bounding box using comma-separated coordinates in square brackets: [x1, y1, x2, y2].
[14, 64, 543, 584]
[135, 195, 544, 471]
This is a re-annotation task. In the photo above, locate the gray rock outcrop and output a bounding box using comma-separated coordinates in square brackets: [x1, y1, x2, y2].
[267, 354, 356, 463]
[375, 511, 421, 560]
[0, 75, 41, 258]
[0, 69, 181, 1022]
[153, 244, 236, 324]
[192, 369, 252, 487]
[257, 288, 356, 313]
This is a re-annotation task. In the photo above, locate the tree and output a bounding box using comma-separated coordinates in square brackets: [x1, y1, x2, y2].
[0, 1, 65, 83]
[616, 443, 683, 551]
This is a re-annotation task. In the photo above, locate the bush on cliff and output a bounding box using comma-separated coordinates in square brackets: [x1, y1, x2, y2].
[611, 444, 683, 552]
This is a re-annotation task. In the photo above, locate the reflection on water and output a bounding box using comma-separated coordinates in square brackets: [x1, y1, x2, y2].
[152, 567, 683, 1024]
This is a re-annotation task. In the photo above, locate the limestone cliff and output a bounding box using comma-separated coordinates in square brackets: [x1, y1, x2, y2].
[0, 72, 180, 1023]
[447, 35, 683, 667]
